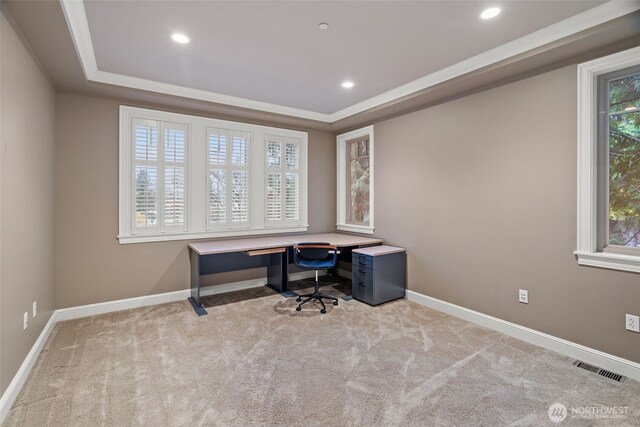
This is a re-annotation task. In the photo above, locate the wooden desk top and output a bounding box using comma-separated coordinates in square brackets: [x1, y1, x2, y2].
[292, 233, 382, 247]
[188, 232, 382, 255]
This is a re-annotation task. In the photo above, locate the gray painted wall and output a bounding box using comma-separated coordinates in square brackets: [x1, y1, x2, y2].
[373, 65, 640, 363]
[1, 12, 56, 393]
[54, 94, 336, 309]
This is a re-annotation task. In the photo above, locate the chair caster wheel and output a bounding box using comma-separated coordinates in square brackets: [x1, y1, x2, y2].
[333, 301, 338, 306]
[321, 309, 326, 314]
[296, 297, 301, 302]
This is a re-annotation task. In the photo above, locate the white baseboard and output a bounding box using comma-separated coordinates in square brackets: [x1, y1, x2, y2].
[56, 289, 190, 322]
[0, 313, 57, 422]
[56, 271, 318, 322]
[406, 290, 640, 382]
[10, 280, 636, 424]
[0, 271, 318, 423]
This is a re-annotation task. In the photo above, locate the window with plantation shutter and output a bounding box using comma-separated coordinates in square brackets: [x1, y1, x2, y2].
[266, 138, 282, 222]
[207, 128, 250, 230]
[134, 121, 159, 231]
[164, 127, 186, 229]
[285, 142, 300, 221]
[265, 136, 303, 227]
[132, 118, 187, 234]
[120, 106, 308, 243]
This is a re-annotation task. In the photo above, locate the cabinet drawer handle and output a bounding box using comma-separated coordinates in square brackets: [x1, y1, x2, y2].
[359, 282, 366, 286]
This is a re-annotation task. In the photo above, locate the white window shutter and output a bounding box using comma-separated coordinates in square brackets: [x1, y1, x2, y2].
[207, 128, 251, 230]
[131, 118, 188, 235]
[230, 132, 250, 226]
[285, 139, 300, 221]
[120, 106, 308, 243]
[265, 136, 302, 226]
[286, 173, 299, 220]
[133, 119, 160, 233]
[162, 124, 187, 230]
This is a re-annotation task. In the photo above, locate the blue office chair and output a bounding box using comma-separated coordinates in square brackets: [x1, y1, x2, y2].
[293, 242, 339, 314]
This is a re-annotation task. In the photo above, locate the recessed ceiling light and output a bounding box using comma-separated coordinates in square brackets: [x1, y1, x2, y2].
[171, 33, 190, 44]
[480, 7, 501, 20]
[318, 23, 329, 30]
[342, 81, 355, 89]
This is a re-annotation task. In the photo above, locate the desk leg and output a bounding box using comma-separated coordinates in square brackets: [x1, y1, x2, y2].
[266, 249, 289, 293]
[188, 249, 208, 316]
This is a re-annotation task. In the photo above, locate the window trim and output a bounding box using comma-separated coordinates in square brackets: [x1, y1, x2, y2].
[119, 106, 308, 244]
[336, 125, 374, 235]
[575, 46, 640, 273]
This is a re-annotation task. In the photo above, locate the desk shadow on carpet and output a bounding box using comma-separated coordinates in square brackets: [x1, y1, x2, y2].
[201, 275, 351, 309]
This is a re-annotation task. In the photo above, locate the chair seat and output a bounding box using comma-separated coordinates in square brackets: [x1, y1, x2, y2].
[295, 258, 335, 270]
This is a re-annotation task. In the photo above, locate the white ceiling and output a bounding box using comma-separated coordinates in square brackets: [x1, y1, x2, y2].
[63, 1, 638, 121]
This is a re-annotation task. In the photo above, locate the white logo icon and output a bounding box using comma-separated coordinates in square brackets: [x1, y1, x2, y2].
[548, 402, 568, 423]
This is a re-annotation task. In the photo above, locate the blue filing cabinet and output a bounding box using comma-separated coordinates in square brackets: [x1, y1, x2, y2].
[351, 245, 406, 305]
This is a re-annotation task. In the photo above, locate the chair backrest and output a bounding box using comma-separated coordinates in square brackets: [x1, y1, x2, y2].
[294, 242, 336, 262]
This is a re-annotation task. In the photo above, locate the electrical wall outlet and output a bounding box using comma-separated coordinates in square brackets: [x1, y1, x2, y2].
[518, 289, 528, 304]
[626, 314, 639, 333]
[33, 301, 37, 318]
[23, 312, 28, 330]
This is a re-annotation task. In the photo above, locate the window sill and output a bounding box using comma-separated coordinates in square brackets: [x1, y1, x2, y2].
[118, 226, 309, 245]
[336, 224, 375, 235]
[574, 251, 640, 274]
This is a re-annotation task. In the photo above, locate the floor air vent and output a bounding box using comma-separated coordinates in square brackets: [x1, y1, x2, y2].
[573, 360, 626, 382]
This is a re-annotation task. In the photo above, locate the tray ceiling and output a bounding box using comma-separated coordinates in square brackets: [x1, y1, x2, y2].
[61, 1, 638, 122]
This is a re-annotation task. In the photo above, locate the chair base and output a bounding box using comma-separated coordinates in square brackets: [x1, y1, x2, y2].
[296, 292, 338, 314]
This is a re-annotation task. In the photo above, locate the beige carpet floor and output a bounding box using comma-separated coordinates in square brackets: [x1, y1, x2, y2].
[4, 279, 640, 426]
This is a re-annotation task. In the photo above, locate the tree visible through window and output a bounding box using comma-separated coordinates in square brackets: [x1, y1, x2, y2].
[607, 69, 640, 247]
[136, 167, 157, 227]
[336, 126, 374, 234]
[575, 47, 640, 272]
[135, 124, 158, 229]
[347, 136, 370, 225]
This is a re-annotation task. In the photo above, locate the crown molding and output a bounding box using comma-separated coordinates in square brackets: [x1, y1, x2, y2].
[92, 70, 331, 122]
[59, 0, 330, 122]
[59, 0, 97, 78]
[60, 0, 640, 124]
[328, 1, 640, 122]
